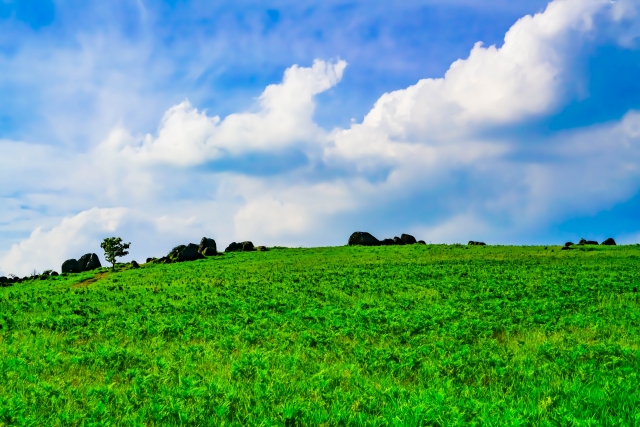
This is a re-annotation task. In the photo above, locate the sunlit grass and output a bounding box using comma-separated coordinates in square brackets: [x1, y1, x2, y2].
[0, 244, 639, 425]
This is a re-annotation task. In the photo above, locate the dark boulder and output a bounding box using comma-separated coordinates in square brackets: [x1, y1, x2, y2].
[586, 240, 599, 245]
[380, 238, 394, 246]
[348, 232, 380, 246]
[198, 237, 217, 255]
[578, 238, 587, 245]
[393, 237, 405, 245]
[602, 238, 616, 246]
[565, 242, 574, 247]
[178, 244, 204, 262]
[0, 277, 7, 284]
[418, 240, 426, 245]
[401, 234, 417, 245]
[61, 259, 81, 274]
[225, 242, 243, 252]
[168, 245, 185, 261]
[51, 271, 59, 276]
[78, 254, 90, 270]
[202, 247, 217, 256]
[78, 253, 102, 271]
[468, 241, 487, 246]
[131, 260, 140, 269]
[223, 241, 256, 252]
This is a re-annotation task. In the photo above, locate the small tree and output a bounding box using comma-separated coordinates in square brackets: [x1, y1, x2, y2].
[100, 237, 131, 271]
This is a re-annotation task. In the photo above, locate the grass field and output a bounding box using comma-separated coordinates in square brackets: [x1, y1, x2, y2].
[1, 244, 639, 426]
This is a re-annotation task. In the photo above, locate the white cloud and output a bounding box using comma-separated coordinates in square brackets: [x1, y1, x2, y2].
[105, 59, 347, 166]
[329, 0, 628, 162]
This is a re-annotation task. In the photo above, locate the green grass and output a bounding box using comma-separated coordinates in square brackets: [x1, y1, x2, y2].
[1, 244, 639, 426]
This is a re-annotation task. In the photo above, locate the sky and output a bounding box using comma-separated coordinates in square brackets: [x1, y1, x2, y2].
[1, 0, 640, 275]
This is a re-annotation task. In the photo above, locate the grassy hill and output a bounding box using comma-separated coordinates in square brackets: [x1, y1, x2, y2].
[1, 244, 639, 426]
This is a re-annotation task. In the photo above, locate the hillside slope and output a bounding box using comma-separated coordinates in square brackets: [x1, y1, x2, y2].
[1, 244, 639, 426]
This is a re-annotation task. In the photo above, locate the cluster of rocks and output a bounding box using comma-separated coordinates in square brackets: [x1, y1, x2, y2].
[468, 241, 487, 246]
[4, 236, 268, 285]
[562, 238, 616, 250]
[348, 232, 426, 246]
[225, 241, 255, 252]
[147, 237, 218, 264]
[1, 270, 60, 287]
[62, 253, 102, 274]
[0, 276, 18, 287]
[147, 238, 266, 264]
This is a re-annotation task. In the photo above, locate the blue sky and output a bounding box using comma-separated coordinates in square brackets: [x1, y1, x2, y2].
[1, 0, 640, 275]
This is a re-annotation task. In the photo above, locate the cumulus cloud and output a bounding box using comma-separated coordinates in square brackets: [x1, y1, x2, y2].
[104, 59, 347, 166]
[319, 0, 640, 242]
[329, 0, 636, 161]
[2, 0, 640, 275]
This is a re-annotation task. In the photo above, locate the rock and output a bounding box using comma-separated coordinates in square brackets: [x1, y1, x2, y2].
[602, 238, 616, 246]
[167, 245, 185, 261]
[0, 276, 7, 284]
[225, 242, 243, 252]
[198, 237, 217, 255]
[393, 237, 405, 245]
[256, 246, 268, 252]
[417, 240, 426, 245]
[348, 232, 380, 246]
[380, 239, 394, 246]
[51, 271, 59, 276]
[565, 242, 574, 247]
[78, 254, 90, 270]
[585, 240, 599, 245]
[578, 238, 587, 245]
[202, 247, 217, 256]
[131, 260, 140, 268]
[61, 259, 81, 274]
[178, 244, 204, 261]
[468, 241, 487, 246]
[400, 234, 417, 245]
[78, 253, 102, 271]
[222, 241, 255, 252]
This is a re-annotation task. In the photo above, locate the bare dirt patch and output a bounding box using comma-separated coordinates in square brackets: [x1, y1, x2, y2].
[71, 272, 111, 288]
